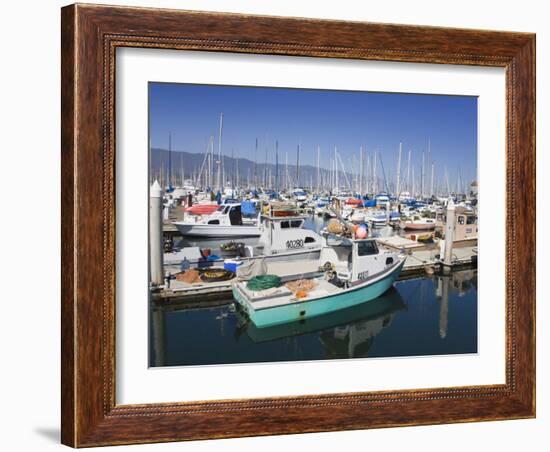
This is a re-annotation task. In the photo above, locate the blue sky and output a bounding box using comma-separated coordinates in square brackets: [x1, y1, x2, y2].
[149, 82, 477, 185]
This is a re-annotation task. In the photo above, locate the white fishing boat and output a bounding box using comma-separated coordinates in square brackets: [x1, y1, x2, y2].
[232, 233, 406, 328]
[166, 211, 324, 267]
[239, 213, 324, 262]
[238, 287, 405, 345]
[173, 203, 261, 237]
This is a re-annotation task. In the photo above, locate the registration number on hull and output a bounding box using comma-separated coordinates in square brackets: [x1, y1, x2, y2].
[286, 239, 304, 249]
[357, 271, 370, 280]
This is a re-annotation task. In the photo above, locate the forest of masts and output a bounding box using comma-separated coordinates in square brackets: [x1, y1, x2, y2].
[151, 114, 473, 198]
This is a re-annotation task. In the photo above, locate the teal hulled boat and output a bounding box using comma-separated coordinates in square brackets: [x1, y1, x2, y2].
[232, 235, 406, 328]
[237, 286, 406, 344]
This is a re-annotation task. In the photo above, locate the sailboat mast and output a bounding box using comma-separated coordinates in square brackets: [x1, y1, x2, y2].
[334, 147, 339, 193]
[359, 146, 364, 196]
[275, 140, 279, 194]
[444, 166, 450, 196]
[168, 132, 172, 188]
[285, 152, 289, 191]
[217, 112, 224, 191]
[253, 138, 257, 188]
[180, 158, 185, 187]
[236, 150, 239, 188]
[373, 151, 378, 194]
[412, 166, 415, 197]
[296, 143, 300, 188]
[421, 150, 425, 199]
[430, 163, 435, 198]
[316, 145, 320, 193]
[396, 141, 402, 197]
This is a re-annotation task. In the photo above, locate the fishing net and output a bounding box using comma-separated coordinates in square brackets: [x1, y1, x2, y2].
[175, 269, 201, 284]
[246, 274, 281, 291]
[220, 241, 245, 251]
[327, 218, 354, 236]
[285, 279, 317, 294]
[327, 219, 344, 234]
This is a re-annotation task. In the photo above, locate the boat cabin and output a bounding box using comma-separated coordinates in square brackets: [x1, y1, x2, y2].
[206, 203, 246, 226]
[320, 235, 397, 284]
[257, 214, 323, 255]
[436, 206, 478, 241]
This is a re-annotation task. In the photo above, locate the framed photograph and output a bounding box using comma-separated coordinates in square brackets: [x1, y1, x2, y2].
[61, 3, 535, 447]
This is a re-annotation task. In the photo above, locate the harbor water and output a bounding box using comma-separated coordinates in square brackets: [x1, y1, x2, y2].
[149, 268, 477, 367]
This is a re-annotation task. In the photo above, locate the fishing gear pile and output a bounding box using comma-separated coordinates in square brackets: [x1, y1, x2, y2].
[246, 274, 281, 291]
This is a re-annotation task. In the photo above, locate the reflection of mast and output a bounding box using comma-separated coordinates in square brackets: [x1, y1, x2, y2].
[152, 309, 165, 367]
[440, 276, 450, 339]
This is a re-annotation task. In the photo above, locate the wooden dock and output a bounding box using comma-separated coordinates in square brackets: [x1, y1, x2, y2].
[377, 236, 477, 275]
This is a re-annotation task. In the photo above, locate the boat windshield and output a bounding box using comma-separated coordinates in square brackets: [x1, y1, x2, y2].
[280, 220, 303, 229]
[357, 240, 379, 256]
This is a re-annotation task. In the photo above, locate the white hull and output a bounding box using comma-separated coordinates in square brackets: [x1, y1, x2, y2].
[174, 223, 261, 238]
[400, 221, 436, 231]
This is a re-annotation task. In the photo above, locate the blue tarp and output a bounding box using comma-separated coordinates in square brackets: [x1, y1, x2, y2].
[241, 200, 257, 216]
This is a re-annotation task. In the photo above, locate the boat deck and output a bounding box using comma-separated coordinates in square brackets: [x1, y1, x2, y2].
[238, 278, 339, 310]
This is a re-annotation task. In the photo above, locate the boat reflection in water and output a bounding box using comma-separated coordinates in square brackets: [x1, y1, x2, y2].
[149, 269, 477, 367]
[318, 291, 403, 359]
[238, 287, 406, 350]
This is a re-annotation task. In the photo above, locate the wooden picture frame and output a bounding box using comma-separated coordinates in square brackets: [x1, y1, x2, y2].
[61, 3, 535, 447]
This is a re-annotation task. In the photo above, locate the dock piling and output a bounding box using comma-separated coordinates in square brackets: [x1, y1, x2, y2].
[443, 198, 456, 272]
[150, 180, 164, 286]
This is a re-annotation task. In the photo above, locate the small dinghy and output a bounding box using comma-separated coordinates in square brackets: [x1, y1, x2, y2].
[400, 216, 436, 230]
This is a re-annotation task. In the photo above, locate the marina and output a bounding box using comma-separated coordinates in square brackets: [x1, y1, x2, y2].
[147, 83, 479, 365]
[154, 202, 478, 304]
